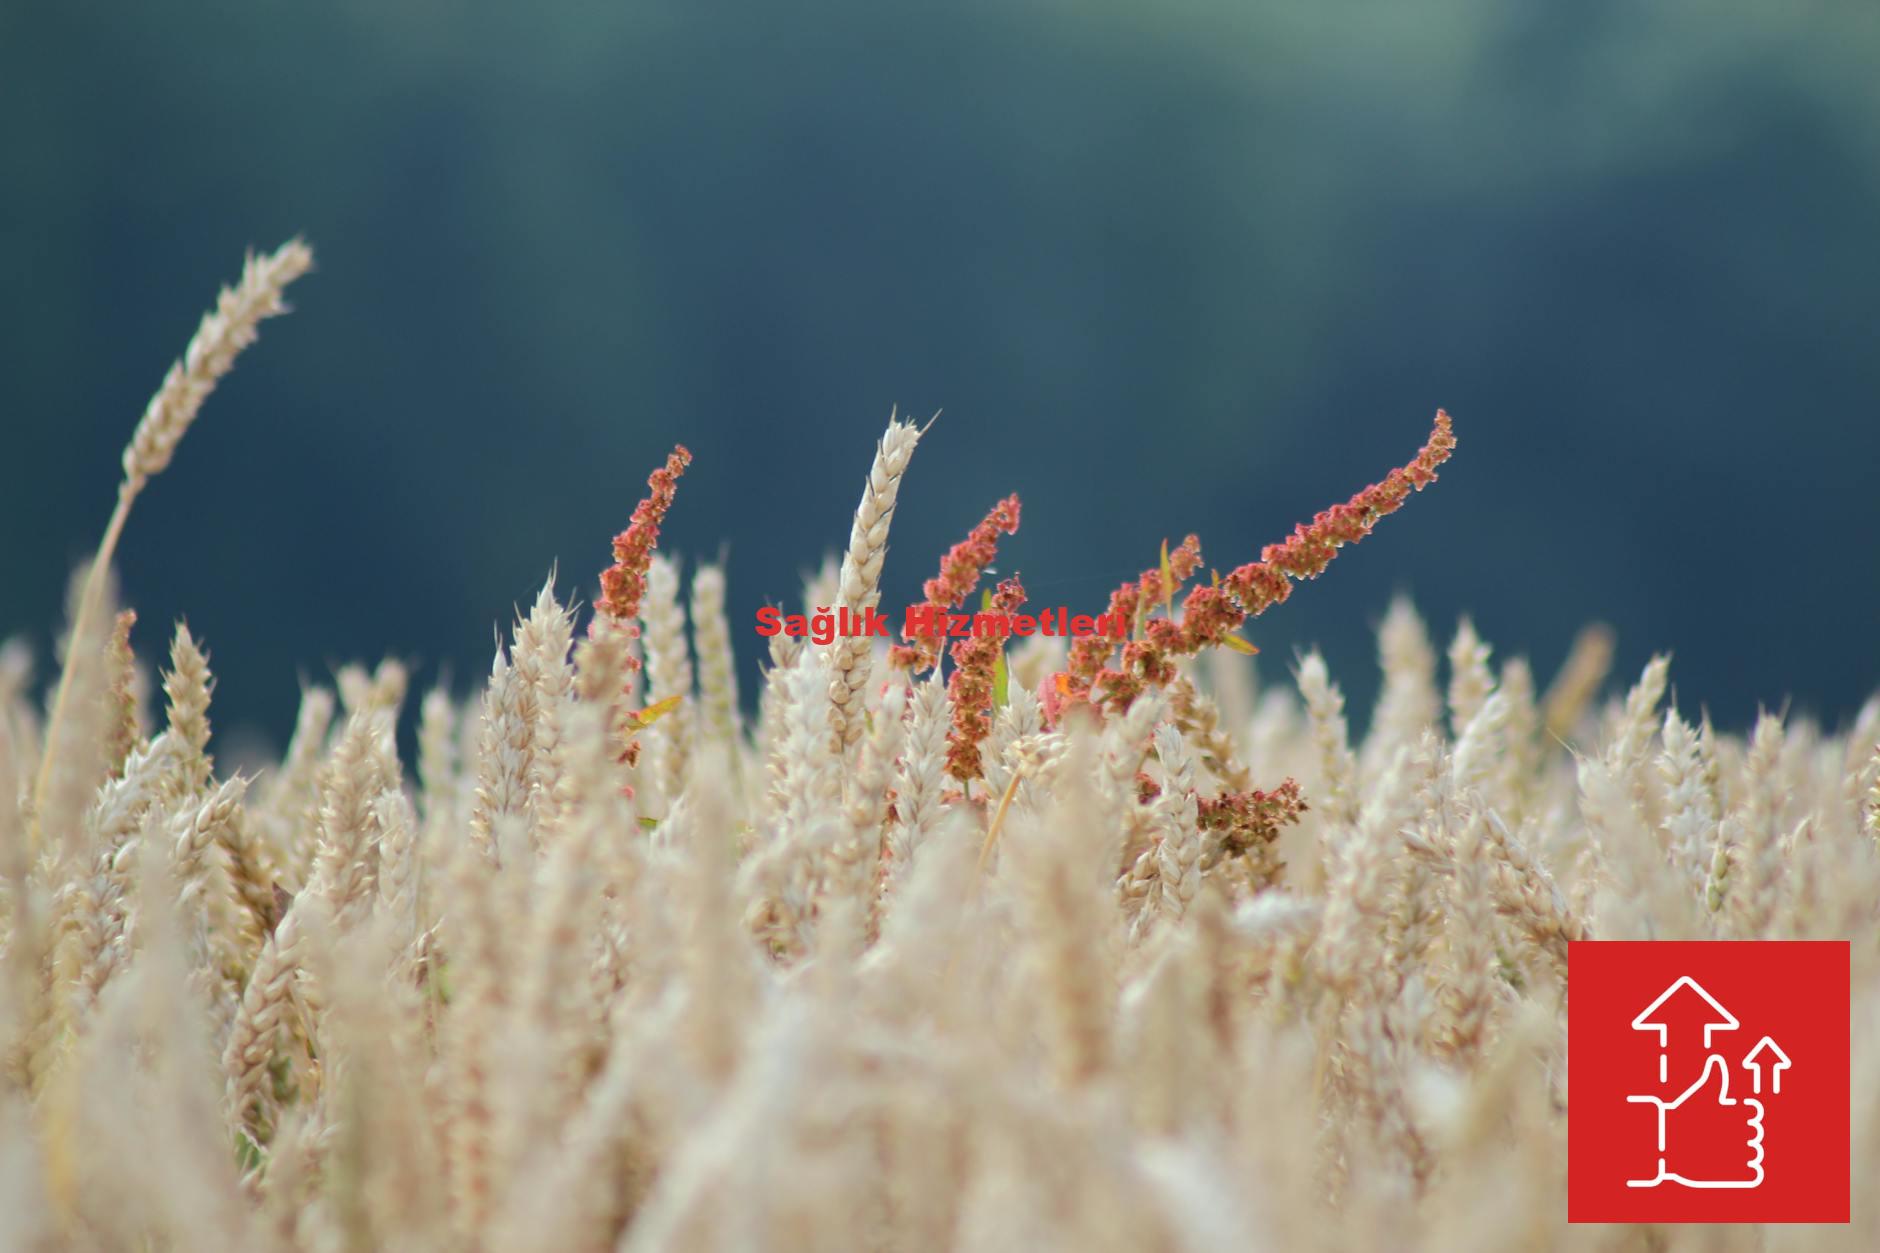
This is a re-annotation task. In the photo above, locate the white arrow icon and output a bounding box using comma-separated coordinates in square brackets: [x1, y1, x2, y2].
[1742, 1036, 1791, 1095]
[1632, 975, 1739, 1084]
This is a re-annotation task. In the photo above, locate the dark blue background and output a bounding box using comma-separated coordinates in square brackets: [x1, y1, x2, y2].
[3, 0, 1876, 748]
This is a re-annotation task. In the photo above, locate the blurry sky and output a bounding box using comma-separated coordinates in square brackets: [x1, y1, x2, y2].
[2, 0, 1877, 748]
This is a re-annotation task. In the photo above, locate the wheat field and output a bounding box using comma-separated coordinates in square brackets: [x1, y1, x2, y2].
[2, 242, 1877, 1251]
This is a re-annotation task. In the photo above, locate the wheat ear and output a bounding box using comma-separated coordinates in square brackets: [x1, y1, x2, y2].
[33, 239, 312, 849]
[640, 554, 695, 810]
[830, 414, 923, 749]
[690, 563, 742, 754]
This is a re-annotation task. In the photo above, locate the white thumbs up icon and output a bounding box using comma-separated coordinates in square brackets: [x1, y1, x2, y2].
[1627, 1052, 1767, 1189]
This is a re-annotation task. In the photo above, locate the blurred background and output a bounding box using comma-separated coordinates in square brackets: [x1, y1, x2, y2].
[3, 0, 1876, 750]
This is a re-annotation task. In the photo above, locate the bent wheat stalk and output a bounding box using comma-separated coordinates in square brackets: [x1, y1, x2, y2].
[32, 239, 312, 849]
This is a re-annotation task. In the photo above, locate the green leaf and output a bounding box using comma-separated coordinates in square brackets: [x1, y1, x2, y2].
[234, 1131, 266, 1174]
[985, 587, 1009, 706]
[1220, 633, 1260, 656]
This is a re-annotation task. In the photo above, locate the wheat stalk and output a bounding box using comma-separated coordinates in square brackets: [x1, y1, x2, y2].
[32, 239, 311, 853]
[828, 412, 923, 748]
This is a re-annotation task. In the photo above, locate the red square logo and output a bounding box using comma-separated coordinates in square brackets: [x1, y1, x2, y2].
[1568, 940, 1849, 1223]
